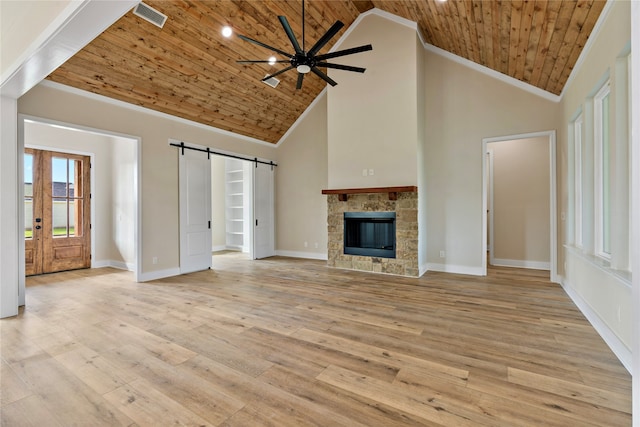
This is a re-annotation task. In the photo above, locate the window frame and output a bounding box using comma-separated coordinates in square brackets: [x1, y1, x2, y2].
[594, 80, 611, 260]
[573, 114, 584, 249]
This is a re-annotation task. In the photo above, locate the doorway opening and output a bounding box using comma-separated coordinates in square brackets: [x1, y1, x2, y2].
[19, 116, 141, 301]
[482, 130, 557, 282]
[176, 139, 275, 274]
[211, 156, 254, 254]
[211, 155, 275, 261]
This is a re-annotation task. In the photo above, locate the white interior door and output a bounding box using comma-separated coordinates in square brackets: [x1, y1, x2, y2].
[179, 149, 212, 273]
[252, 162, 275, 259]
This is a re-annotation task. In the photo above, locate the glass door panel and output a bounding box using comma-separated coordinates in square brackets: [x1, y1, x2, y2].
[52, 198, 68, 237]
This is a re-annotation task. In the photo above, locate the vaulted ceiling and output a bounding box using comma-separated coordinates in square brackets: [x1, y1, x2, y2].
[46, 0, 606, 144]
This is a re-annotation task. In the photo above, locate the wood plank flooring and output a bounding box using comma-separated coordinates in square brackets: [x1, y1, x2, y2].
[1, 253, 632, 426]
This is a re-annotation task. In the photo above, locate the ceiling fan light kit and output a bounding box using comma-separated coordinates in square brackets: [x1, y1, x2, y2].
[235, 0, 372, 89]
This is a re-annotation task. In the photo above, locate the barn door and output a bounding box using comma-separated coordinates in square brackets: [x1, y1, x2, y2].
[25, 149, 91, 275]
[179, 148, 212, 273]
[252, 162, 275, 259]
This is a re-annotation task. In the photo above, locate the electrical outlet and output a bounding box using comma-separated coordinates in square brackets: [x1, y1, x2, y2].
[368, 168, 374, 176]
[152, 257, 158, 264]
[314, 242, 319, 248]
[304, 241, 308, 248]
[362, 169, 368, 176]
[439, 250, 445, 258]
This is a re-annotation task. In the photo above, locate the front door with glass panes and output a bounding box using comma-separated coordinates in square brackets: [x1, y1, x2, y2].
[24, 148, 91, 275]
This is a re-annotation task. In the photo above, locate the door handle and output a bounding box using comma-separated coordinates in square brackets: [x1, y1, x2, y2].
[35, 225, 41, 230]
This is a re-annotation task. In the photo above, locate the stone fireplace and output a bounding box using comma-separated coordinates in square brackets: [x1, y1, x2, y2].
[323, 187, 418, 277]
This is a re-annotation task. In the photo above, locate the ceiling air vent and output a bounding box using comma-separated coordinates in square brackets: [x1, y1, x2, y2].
[133, 2, 167, 28]
[263, 75, 280, 88]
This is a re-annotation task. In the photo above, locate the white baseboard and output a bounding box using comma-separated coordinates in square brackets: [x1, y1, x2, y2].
[212, 245, 227, 252]
[426, 263, 484, 276]
[92, 260, 134, 271]
[138, 267, 181, 282]
[561, 278, 632, 374]
[491, 258, 550, 270]
[275, 250, 328, 260]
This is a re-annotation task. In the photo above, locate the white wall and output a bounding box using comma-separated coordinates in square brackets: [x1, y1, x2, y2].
[0, 0, 78, 78]
[0, 96, 19, 317]
[276, 94, 328, 259]
[558, 0, 632, 370]
[327, 13, 419, 189]
[423, 50, 561, 274]
[630, 1, 639, 419]
[111, 136, 136, 268]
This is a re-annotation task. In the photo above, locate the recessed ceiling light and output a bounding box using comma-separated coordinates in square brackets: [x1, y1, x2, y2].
[222, 26, 233, 38]
[268, 56, 276, 65]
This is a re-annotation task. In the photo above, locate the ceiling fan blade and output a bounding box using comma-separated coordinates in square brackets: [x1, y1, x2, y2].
[278, 16, 303, 54]
[262, 65, 295, 81]
[315, 62, 366, 73]
[237, 60, 291, 64]
[237, 34, 292, 58]
[315, 44, 372, 61]
[296, 73, 304, 89]
[311, 67, 337, 87]
[307, 21, 344, 56]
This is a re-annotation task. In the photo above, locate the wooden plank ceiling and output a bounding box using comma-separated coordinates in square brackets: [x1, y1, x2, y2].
[46, 0, 606, 144]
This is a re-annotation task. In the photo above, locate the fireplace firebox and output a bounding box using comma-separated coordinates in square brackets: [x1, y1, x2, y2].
[344, 212, 396, 258]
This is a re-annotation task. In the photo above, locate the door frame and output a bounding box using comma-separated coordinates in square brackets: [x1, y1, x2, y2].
[481, 130, 558, 282]
[18, 115, 142, 299]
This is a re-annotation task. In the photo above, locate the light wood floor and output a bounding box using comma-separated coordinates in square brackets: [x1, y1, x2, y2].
[1, 254, 632, 426]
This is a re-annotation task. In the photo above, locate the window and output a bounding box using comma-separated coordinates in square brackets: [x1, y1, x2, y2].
[573, 114, 583, 248]
[594, 81, 611, 259]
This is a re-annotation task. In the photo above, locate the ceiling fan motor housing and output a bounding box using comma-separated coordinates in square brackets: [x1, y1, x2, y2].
[292, 53, 313, 73]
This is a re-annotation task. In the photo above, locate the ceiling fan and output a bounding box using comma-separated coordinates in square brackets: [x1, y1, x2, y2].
[236, 0, 372, 89]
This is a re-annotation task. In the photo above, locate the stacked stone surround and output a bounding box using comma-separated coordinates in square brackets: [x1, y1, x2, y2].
[327, 191, 419, 277]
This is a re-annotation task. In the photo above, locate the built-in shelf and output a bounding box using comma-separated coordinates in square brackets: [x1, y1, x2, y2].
[225, 159, 250, 251]
[322, 186, 417, 201]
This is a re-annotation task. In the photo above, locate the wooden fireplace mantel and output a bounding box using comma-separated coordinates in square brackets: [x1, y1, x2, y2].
[321, 186, 417, 201]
